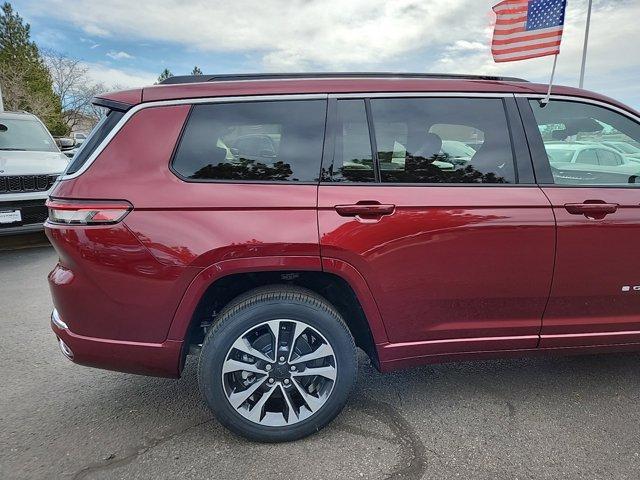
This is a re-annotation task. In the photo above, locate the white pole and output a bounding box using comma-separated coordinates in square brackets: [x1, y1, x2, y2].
[0, 83, 4, 112]
[579, 0, 593, 88]
[541, 54, 558, 105]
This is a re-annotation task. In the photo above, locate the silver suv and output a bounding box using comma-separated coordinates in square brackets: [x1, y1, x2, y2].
[0, 111, 69, 235]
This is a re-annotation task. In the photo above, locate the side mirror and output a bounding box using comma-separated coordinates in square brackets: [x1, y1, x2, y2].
[56, 137, 76, 150]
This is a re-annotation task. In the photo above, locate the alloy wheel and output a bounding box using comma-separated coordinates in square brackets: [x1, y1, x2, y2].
[221, 319, 337, 426]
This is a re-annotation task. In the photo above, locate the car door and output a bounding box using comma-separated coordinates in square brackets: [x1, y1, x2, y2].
[520, 96, 640, 347]
[318, 95, 556, 358]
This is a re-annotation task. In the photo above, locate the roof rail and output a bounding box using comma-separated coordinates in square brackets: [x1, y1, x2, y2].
[158, 72, 530, 85]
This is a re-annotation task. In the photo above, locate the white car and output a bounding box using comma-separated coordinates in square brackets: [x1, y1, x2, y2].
[71, 132, 88, 146]
[0, 111, 70, 235]
[544, 142, 640, 184]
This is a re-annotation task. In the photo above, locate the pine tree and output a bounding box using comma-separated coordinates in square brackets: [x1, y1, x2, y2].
[0, 2, 66, 135]
[157, 68, 173, 83]
[191, 66, 202, 75]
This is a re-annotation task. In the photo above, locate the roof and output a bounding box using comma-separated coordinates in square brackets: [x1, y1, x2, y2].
[92, 72, 640, 118]
[0, 111, 38, 120]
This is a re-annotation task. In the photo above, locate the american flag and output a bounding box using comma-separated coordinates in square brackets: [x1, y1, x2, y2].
[492, 0, 567, 63]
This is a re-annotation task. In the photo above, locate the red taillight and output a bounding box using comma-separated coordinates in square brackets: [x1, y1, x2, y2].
[46, 199, 132, 225]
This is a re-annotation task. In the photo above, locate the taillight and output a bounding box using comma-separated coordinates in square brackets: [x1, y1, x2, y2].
[46, 199, 132, 225]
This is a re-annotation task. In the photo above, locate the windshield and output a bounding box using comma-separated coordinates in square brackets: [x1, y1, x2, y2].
[0, 118, 58, 152]
[546, 148, 575, 163]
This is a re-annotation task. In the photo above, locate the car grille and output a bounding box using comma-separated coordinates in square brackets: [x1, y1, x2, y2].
[0, 199, 48, 228]
[0, 175, 59, 194]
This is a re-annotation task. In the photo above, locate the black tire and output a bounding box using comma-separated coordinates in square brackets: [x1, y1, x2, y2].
[197, 285, 358, 442]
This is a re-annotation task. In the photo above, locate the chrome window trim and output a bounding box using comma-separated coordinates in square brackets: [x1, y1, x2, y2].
[328, 92, 513, 99]
[59, 93, 328, 180]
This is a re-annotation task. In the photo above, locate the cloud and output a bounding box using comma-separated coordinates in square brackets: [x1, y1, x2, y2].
[82, 23, 110, 37]
[21, 0, 640, 107]
[430, 0, 640, 106]
[83, 62, 156, 88]
[35, 0, 489, 69]
[106, 50, 134, 60]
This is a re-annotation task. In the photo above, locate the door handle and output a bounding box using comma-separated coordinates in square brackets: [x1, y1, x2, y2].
[564, 201, 618, 219]
[335, 201, 396, 219]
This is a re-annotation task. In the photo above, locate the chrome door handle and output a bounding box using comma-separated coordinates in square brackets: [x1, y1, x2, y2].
[334, 201, 395, 218]
[564, 202, 618, 219]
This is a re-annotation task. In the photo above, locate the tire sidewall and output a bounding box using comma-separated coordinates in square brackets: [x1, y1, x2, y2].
[198, 295, 357, 442]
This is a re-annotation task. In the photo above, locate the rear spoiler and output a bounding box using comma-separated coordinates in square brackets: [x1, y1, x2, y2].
[91, 97, 132, 112]
[92, 88, 143, 112]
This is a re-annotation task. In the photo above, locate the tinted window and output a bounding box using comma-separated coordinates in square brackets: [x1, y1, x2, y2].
[577, 149, 598, 165]
[530, 100, 640, 186]
[173, 100, 326, 182]
[370, 98, 516, 184]
[66, 110, 125, 175]
[596, 148, 622, 166]
[326, 100, 375, 183]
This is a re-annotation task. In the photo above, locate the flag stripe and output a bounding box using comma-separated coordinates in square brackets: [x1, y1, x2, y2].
[493, 1, 529, 13]
[492, 39, 562, 55]
[495, 15, 528, 25]
[492, 27, 564, 45]
[493, 45, 561, 61]
[493, 22, 527, 34]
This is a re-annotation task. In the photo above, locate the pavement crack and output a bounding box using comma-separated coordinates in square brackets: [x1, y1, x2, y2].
[72, 418, 213, 480]
[352, 395, 428, 480]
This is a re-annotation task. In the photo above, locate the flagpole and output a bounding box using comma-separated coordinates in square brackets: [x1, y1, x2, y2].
[579, 0, 593, 88]
[542, 54, 558, 105]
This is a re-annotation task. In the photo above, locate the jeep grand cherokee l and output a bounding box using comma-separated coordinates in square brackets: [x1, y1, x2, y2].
[46, 73, 640, 442]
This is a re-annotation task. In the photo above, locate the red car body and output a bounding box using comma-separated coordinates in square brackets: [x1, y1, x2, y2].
[46, 74, 640, 377]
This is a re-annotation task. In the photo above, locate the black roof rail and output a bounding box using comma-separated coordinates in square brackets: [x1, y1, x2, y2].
[158, 72, 529, 85]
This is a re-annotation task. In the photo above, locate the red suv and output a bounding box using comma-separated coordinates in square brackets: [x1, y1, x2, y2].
[46, 73, 640, 442]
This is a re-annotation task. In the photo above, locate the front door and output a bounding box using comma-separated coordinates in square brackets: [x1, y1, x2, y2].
[523, 97, 640, 347]
[318, 96, 555, 357]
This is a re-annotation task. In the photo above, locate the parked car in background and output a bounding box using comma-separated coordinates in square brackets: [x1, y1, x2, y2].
[71, 132, 88, 146]
[601, 140, 640, 161]
[545, 142, 640, 184]
[0, 111, 69, 235]
[46, 72, 640, 442]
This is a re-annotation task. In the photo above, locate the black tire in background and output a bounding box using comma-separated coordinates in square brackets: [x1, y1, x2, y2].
[197, 285, 358, 442]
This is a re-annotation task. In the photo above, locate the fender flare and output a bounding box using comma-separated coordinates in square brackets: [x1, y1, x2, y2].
[166, 255, 389, 346]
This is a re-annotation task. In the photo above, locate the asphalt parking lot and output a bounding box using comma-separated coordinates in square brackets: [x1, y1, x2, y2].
[2, 237, 640, 480]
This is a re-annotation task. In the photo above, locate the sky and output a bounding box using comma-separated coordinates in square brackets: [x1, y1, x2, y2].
[12, 0, 640, 109]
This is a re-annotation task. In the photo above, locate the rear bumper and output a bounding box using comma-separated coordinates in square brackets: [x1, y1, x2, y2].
[50, 309, 183, 378]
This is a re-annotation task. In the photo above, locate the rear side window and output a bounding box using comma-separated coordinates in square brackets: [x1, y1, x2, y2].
[370, 98, 516, 184]
[529, 99, 640, 186]
[172, 100, 327, 182]
[65, 110, 124, 175]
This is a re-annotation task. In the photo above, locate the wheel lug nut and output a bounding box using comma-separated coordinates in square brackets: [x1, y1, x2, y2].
[290, 365, 296, 371]
[268, 378, 275, 384]
[265, 364, 272, 371]
[279, 356, 285, 362]
[283, 378, 290, 385]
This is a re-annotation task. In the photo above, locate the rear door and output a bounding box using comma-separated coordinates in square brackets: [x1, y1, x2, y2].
[318, 95, 555, 356]
[520, 97, 640, 347]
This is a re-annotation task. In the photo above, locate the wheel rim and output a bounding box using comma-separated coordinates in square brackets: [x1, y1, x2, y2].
[221, 319, 337, 426]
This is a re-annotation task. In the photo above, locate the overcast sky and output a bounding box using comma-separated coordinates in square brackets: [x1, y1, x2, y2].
[12, 0, 640, 109]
